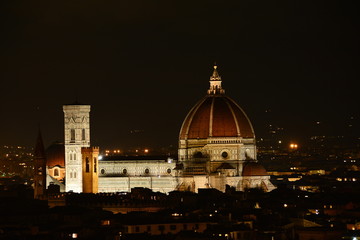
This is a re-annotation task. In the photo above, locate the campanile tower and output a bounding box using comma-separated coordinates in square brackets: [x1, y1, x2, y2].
[63, 104, 91, 192]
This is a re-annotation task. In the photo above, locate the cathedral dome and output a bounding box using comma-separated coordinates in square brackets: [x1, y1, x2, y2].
[179, 65, 255, 140]
[242, 162, 268, 176]
[46, 142, 65, 167]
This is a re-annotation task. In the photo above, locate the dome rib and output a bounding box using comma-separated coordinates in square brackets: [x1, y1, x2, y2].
[224, 98, 241, 137]
[209, 97, 215, 137]
[227, 97, 255, 138]
[179, 65, 255, 141]
[179, 95, 255, 140]
[179, 97, 208, 140]
[212, 97, 237, 137]
[187, 97, 212, 139]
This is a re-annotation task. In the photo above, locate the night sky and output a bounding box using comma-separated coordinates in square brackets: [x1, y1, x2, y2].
[1, 1, 359, 150]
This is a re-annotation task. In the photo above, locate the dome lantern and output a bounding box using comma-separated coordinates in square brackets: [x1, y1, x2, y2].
[207, 64, 225, 95]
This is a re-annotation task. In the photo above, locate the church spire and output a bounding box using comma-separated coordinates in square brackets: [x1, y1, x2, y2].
[34, 128, 47, 199]
[34, 129, 45, 159]
[207, 63, 225, 95]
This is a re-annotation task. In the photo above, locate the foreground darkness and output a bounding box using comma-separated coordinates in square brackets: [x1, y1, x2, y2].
[1, 135, 360, 239]
[1, 177, 360, 240]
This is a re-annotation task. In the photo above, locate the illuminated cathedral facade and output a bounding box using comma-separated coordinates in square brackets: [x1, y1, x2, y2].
[45, 65, 275, 193]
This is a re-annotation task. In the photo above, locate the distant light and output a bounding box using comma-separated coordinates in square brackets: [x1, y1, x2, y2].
[289, 143, 298, 149]
[284, 203, 288, 208]
[98, 155, 103, 160]
[144, 149, 149, 153]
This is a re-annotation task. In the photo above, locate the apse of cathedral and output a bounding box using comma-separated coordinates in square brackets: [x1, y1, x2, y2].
[177, 65, 275, 192]
[44, 65, 275, 194]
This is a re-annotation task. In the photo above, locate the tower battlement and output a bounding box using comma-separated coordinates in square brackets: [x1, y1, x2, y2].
[81, 146, 99, 153]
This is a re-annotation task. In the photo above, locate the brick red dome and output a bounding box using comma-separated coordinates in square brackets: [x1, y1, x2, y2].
[179, 95, 255, 140]
[46, 142, 65, 167]
[242, 162, 268, 176]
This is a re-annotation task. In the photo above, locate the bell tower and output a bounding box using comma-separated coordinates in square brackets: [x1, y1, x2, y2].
[63, 104, 91, 192]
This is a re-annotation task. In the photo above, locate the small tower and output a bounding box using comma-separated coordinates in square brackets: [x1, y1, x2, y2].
[82, 147, 99, 193]
[34, 129, 47, 199]
[207, 64, 225, 95]
[63, 104, 91, 192]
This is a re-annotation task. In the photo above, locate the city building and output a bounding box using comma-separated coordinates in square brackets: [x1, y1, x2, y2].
[45, 65, 275, 193]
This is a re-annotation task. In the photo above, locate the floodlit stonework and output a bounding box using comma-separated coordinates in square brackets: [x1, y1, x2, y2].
[63, 104, 91, 192]
[176, 65, 275, 192]
[49, 65, 275, 193]
[97, 159, 177, 192]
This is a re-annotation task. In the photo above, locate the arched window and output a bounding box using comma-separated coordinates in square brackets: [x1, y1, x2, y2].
[94, 158, 97, 173]
[73, 153, 76, 160]
[74, 171, 76, 178]
[85, 157, 90, 172]
[70, 172, 73, 178]
[82, 129, 85, 141]
[54, 168, 59, 177]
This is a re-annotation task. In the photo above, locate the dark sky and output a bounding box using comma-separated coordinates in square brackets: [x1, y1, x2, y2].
[0, 0, 359, 149]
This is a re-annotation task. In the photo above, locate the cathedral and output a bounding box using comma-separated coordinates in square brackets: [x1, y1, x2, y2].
[44, 65, 275, 194]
